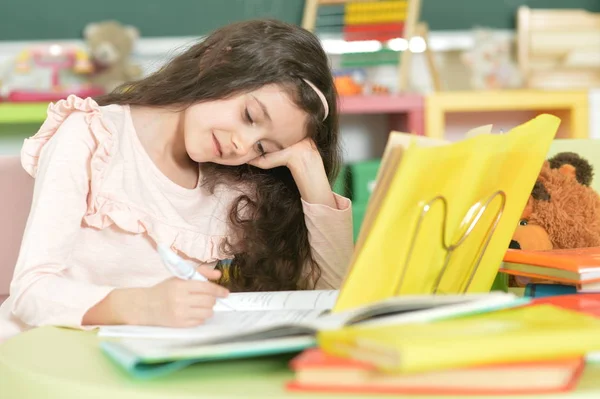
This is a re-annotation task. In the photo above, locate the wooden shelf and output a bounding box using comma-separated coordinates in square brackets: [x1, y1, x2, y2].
[0, 102, 48, 124]
[339, 94, 423, 114]
[425, 89, 590, 139]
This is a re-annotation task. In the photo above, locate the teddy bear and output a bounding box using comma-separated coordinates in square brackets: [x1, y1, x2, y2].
[83, 20, 143, 93]
[508, 152, 600, 286]
[461, 29, 522, 90]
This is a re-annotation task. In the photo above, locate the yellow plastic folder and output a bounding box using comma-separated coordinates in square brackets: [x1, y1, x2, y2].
[334, 114, 560, 312]
[318, 304, 600, 373]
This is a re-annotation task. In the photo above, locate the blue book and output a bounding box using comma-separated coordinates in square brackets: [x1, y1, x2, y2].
[525, 283, 577, 298]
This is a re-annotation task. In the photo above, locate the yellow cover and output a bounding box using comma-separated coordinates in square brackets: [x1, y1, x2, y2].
[318, 304, 600, 373]
[334, 114, 560, 312]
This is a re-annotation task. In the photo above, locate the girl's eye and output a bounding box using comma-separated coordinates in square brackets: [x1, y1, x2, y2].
[519, 219, 528, 226]
[256, 141, 266, 156]
[245, 108, 254, 125]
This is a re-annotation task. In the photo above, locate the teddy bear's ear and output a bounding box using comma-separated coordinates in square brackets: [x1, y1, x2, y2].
[83, 23, 99, 39]
[548, 152, 593, 186]
[558, 164, 577, 180]
[124, 25, 140, 42]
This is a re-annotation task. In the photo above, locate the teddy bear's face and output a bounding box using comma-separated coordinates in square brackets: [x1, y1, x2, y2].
[511, 194, 553, 251]
[509, 153, 600, 287]
[84, 21, 138, 66]
[511, 154, 600, 252]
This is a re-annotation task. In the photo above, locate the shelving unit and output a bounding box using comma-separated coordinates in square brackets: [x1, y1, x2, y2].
[0, 102, 48, 124]
[425, 89, 589, 139]
[0, 95, 426, 136]
[339, 94, 425, 135]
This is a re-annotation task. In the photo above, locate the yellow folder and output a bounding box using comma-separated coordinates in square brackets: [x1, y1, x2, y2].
[318, 304, 600, 373]
[334, 114, 560, 312]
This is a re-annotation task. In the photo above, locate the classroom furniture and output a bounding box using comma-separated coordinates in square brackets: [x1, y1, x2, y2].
[0, 102, 48, 124]
[425, 89, 589, 139]
[0, 94, 426, 136]
[0, 156, 33, 304]
[2, 326, 600, 399]
[339, 93, 425, 135]
[517, 6, 600, 90]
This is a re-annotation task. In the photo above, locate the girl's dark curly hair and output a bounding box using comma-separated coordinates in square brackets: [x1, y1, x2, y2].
[96, 19, 341, 292]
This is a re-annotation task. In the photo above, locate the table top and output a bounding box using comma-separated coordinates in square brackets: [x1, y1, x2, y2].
[2, 326, 600, 399]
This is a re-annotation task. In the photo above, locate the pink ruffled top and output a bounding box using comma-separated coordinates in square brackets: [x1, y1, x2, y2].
[0, 95, 353, 340]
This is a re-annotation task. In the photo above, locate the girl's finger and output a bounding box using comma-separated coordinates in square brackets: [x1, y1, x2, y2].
[186, 293, 217, 309]
[187, 280, 229, 297]
[196, 265, 221, 280]
[186, 306, 214, 320]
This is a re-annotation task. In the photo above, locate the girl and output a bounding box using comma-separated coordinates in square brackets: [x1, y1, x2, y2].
[0, 19, 353, 340]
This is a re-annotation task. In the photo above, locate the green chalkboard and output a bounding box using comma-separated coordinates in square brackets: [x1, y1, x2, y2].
[2, 0, 600, 41]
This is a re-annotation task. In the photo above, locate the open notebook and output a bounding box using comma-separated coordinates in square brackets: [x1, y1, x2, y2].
[98, 290, 520, 341]
[98, 290, 523, 377]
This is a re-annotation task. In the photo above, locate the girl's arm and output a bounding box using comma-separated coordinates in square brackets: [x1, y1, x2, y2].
[12, 112, 226, 330]
[10, 113, 117, 329]
[250, 139, 354, 289]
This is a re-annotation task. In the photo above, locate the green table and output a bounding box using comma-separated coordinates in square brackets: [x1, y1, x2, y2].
[2, 326, 600, 399]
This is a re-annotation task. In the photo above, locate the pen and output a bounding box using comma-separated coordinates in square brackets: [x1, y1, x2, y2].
[157, 244, 236, 311]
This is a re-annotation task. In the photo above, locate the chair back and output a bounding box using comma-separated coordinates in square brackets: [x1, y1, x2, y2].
[0, 156, 33, 304]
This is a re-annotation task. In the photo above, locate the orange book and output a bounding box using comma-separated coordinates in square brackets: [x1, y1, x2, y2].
[532, 292, 600, 318]
[501, 247, 600, 284]
[286, 348, 584, 395]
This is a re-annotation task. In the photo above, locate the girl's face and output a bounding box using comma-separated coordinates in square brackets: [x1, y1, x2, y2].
[183, 84, 308, 166]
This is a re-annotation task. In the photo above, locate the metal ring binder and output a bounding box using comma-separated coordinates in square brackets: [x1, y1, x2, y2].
[394, 190, 507, 295]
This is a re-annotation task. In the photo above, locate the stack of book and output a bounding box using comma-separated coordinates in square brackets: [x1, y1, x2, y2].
[287, 297, 600, 395]
[501, 247, 600, 294]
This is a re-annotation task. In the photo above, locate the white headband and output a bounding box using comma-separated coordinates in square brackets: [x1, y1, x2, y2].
[303, 78, 329, 121]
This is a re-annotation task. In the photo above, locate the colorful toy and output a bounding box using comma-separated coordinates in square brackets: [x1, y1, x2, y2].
[302, 0, 422, 92]
[509, 152, 600, 287]
[83, 20, 143, 93]
[333, 69, 391, 96]
[3, 44, 104, 102]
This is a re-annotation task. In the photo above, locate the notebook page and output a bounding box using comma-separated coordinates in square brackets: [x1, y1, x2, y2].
[213, 289, 338, 312]
[98, 309, 324, 340]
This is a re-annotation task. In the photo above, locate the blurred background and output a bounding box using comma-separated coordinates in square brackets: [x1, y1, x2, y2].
[1, 0, 599, 238]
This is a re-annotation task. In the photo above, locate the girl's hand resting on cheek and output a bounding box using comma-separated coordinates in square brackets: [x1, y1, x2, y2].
[248, 137, 337, 209]
[140, 266, 229, 328]
[249, 137, 320, 171]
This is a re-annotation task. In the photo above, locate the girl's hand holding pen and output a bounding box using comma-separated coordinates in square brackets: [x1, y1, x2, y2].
[139, 267, 230, 328]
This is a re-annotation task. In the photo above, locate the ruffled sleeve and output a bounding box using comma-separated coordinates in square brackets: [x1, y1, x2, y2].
[301, 193, 354, 289]
[11, 95, 116, 329]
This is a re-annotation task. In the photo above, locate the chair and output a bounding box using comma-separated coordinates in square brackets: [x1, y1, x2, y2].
[0, 156, 33, 304]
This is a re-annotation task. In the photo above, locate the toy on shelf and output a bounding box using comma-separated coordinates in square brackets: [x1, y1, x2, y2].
[461, 28, 522, 90]
[518, 6, 600, 90]
[2, 44, 105, 102]
[303, 0, 422, 92]
[333, 69, 391, 96]
[83, 20, 143, 93]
